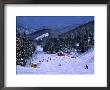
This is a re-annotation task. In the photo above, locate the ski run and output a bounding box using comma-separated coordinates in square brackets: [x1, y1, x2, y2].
[16, 47, 94, 74]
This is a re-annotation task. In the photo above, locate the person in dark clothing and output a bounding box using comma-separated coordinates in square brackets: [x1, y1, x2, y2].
[58, 63, 61, 66]
[85, 64, 88, 69]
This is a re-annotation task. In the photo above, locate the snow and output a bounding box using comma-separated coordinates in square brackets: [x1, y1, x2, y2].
[35, 33, 49, 40]
[76, 43, 79, 47]
[36, 45, 43, 51]
[16, 48, 94, 74]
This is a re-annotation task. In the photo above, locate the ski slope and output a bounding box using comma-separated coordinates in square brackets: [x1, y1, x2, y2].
[16, 48, 94, 74]
[35, 33, 49, 40]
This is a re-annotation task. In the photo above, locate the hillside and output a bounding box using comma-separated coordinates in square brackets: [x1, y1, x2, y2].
[28, 28, 60, 46]
[43, 21, 94, 53]
[17, 48, 94, 74]
[59, 21, 94, 39]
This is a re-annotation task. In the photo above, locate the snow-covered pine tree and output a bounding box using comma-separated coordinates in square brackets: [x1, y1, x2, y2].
[43, 38, 61, 54]
[16, 32, 35, 66]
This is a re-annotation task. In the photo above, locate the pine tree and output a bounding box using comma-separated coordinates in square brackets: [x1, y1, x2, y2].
[16, 32, 35, 66]
[43, 38, 61, 54]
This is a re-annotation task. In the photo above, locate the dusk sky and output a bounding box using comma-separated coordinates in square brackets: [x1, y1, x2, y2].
[16, 16, 94, 29]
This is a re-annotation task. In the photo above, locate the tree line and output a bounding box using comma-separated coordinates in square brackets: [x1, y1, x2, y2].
[16, 32, 35, 66]
[43, 21, 94, 54]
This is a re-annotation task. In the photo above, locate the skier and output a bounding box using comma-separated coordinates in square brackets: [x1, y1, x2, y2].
[85, 64, 88, 69]
[58, 63, 61, 66]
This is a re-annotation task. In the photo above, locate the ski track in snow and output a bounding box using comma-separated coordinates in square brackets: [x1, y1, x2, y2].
[16, 48, 94, 74]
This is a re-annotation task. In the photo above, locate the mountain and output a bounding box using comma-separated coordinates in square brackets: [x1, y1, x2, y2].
[28, 27, 61, 46]
[17, 20, 94, 52]
[57, 24, 81, 33]
[43, 20, 94, 53]
[59, 21, 94, 39]
[16, 23, 36, 34]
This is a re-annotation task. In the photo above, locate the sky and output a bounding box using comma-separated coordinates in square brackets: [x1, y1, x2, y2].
[16, 16, 94, 30]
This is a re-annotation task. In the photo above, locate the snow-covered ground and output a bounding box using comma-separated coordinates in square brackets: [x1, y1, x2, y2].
[35, 33, 49, 40]
[16, 48, 94, 74]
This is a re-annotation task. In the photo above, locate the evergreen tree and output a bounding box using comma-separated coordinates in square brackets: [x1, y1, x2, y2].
[43, 38, 61, 54]
[16, 32, 35, 66]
